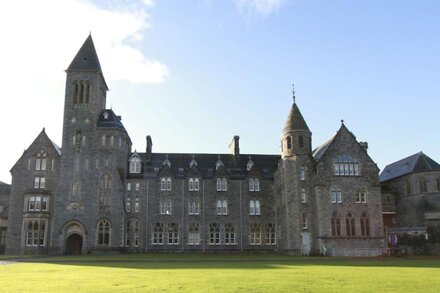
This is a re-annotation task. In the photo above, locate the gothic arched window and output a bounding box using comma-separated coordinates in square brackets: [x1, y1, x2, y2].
[97, 219, 111, 246]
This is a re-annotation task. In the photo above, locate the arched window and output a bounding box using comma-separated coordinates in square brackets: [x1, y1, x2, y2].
[249, 200, 255, 215]
[346, 212, 355, 236]
[360, 212, 370, 236]
[25, 220, 46, 247]
[160, 177, 172, 191]
[126, 197, 131, 212]
[249, 200, 260, 216]
[249, 178, 260, 191]
[188, 200, 199, 215]
[209, 223, 220, 245]
[135, 183, 140, 191]
[265, 223, 276, 245]
[331, 212, 341, 236]
[225, 223, 235, 245]
[125, 219, 140, 248]
[250, 223, 261, 245]
[97, 219, 111, 246]
[217, 178, 227, 191]
[299, 166, 305, 180]
[216, 200, 222, 215]
[194, 178, 199, 191]
[299, 136, 304, 148]
[188, 222, 200, 245]
[333, 154, 359, 176]
[167, 222, 179, 245]
[286, 136, 292, 149]
[152, 223, 164, 245]
[129, 157, 141, 174]
[134, 196, 140, 212]
[35, 150, 47, 171]
[99, 175, 111, 209]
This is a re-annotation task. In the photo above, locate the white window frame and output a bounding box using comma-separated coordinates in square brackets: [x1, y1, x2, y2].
[356, 190, 367, 203]
[160, 201, 172, 215]
[331, 190, 342, 204]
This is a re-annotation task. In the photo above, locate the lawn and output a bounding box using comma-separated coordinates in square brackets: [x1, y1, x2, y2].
[0, 254, 439, 292]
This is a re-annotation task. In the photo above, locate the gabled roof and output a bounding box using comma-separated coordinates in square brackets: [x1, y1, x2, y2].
[379, 152, 440, 182]
[97, 109, 127, 132]
[67, 35, 102, 72]
[283, 102, 309, 133]
[10, 129, 61, 172]
[312, 134, 336, 161]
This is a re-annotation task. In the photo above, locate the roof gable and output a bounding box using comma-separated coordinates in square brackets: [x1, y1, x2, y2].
[380, 152, 440, 182]
[10, 129, 61, 172]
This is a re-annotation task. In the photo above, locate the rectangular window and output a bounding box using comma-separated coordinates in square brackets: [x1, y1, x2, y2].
[135, 198, 140, 212]
[160, 201, 172, 215]
[189, 179, 194, 191]
[194, 179, 199, 191]
[188, 201, 200, 215]
[221, 178, 227, 191]
[301, 188, 306, 203]
[188, 233, 200, 245]
[28, 196, 36, 211]
[126, 198, 131, 212]
[216, 179, 222, 191]
[225, 232, 235, 245]
[166, 178, 172, 191]
[302, 214, 307, 229]
[356, 191, 367, 203]
[331, 191, 342, 203]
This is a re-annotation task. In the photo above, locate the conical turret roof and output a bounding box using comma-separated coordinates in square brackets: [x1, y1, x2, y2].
[283, 102, 310, 133]
[67, 35, 102, 71]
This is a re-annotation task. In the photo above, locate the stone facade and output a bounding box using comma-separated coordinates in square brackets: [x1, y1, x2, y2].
[6, 36, 388, 256]
[0, 181, 10, 253]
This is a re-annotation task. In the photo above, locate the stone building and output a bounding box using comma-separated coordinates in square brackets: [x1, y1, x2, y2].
[0, 181, 10, 253]
[380, 152, 440, 248]
[6, 35, 387, 256]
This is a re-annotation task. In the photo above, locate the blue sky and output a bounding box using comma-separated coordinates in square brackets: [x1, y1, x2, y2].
[0, 0, 439, 183]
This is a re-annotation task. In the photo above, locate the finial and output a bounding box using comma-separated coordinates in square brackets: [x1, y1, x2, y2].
[89, 31, 92, 36]
[292, 83, 296, 103]
[341, 119, 344, 124]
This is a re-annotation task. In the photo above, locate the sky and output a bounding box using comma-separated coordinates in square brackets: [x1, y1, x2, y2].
[0, 0, 439, 184]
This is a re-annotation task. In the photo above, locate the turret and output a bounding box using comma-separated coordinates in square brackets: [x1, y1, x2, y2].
[281, 87, 312, 158]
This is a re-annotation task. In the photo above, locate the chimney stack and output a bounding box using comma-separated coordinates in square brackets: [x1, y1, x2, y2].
[229, 135, 240, 159]
[359, 141, 368, 153]
[146, 135, 153, 162]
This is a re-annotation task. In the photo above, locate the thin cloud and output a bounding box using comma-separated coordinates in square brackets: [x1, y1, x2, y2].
[235, 0, 285, 17]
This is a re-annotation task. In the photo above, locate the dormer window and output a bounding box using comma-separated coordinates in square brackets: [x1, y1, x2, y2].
[189, 178, 200, 191]
[103, 111, 109, 119]
[129, 156, 141, 174]
[161, 177, 172, 191]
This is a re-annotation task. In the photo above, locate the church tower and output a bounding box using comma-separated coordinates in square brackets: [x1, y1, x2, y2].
[51, 35, 128, 254]
[276, 88, 315, 255]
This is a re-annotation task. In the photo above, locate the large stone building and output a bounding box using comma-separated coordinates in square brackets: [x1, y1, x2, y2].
[380, 152, 440, 251]
[6, 35, 388, 256]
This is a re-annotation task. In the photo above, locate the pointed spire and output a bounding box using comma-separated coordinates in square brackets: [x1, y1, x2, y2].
[283, 101, 309, 133]
[67, 35, 102, 71]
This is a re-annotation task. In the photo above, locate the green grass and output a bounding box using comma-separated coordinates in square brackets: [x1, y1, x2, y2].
[0, 254, 439, 292]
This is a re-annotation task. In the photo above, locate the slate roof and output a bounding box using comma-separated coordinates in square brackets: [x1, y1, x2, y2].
[379, 152, 440, 183]
[67, 35, 102, 72]
[283, 102, 310, 133]
[97, 109, 127, 132]
[127, 153, 280, 180]
[312, 134, 337, 161]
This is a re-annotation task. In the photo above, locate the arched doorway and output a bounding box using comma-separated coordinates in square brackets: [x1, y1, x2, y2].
[65, 233, 83, 255]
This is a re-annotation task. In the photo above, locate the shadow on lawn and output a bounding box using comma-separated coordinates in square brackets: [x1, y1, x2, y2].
[14, 254, 440, 270]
